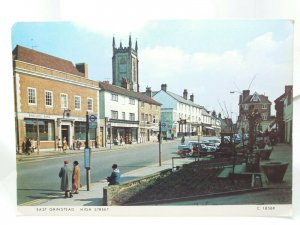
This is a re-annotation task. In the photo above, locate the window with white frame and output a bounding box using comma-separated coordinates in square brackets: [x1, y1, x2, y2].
[129, 113, 135, 121]
[111, 93, 118, 101]
[74, 96, 81, 110]
[122, 112, 125, 120]
[60, 93, 68, 109]
[28, 87, 36, 105]
[111, 110, 118, 119]
[262, 114, 268, 120]
[129, 98, 135, 105]
[45, 90, 53, 107]
[262, 104, 267, 109]
[141, 102, 144, 107]
[87, 98, 93, 111]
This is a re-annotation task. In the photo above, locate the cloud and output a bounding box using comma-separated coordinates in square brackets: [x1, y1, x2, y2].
[139, 32, 293, 116]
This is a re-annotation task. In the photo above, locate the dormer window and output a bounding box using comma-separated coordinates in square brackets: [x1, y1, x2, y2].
[250, 92, 261, 102]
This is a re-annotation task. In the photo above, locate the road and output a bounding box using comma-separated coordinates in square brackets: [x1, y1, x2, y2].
[17, 140, 180, 205]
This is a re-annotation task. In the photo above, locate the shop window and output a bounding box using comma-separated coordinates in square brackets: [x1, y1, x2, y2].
[74, 122, 95, 140]
[25, 119, 54, 141]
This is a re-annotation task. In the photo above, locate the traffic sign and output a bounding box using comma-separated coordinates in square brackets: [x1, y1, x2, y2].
[89, 114, 97, 122]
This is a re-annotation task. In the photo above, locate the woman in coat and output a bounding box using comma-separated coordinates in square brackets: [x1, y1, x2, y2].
[72, 161, 81, 194]
[59, 160, 73, 198]
[63, 137, 68, 154]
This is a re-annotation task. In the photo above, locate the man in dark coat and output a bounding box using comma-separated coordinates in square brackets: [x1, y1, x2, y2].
[59, 160, 73, 198]
[106, 164, 121, 185]
[25, 138, 31, 155]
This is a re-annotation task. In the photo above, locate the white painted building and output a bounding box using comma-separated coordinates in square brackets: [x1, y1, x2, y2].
[99, 81, 139, 145]
[152, 84, 205, 138]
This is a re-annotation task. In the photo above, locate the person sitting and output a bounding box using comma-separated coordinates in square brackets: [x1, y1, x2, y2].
[106, 164, 121, 185]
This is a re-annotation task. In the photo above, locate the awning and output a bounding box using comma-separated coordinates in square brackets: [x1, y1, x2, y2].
[204, 126, 214, 130]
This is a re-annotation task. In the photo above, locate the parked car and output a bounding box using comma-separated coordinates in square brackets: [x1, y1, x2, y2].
[208, 139, 221, 147]
[177, 141, 208, 157]
[234, 134, 242, 144]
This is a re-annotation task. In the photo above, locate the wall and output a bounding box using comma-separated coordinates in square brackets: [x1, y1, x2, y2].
[103, 91, 138, 121]
[103, 169, 171, 206]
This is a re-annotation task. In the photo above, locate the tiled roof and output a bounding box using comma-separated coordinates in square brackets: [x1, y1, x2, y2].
[13, 45, 85, 77]
[154, 90, 204, 109]
[241, 93, 272, 104]
[99, 82, 161, 106]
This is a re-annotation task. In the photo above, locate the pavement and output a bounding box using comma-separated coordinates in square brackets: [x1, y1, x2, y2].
[17, 140, 292, 206]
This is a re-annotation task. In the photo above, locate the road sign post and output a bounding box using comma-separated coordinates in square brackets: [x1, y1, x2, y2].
[84, 147, 91, 191]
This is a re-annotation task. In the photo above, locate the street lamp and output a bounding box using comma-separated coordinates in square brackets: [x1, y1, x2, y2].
[105, 117, 112, 149]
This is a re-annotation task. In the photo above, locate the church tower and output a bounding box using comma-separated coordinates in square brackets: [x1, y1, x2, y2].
[112, 35, 139, 92]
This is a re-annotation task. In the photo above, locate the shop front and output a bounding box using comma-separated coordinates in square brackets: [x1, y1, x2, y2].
[17, 113, 98, 151]
[106, 120, 139, 145]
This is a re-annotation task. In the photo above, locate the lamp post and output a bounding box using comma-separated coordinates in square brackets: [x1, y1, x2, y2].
[230, 90, 245, 140]
[158, 120, 162, 166]
[197, 124, 201, 161]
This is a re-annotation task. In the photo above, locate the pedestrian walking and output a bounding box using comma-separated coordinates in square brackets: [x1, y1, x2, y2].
[181, 136, 185, 145]
[63, 137, 68, 154]
[72, 161, 81, 194]
[106, 164, 121, 185]
[22, 140, 26, 154]
[25, 138, 31, 155]
[58, 138, 62, 152]
[58, 160, 73, 198]
[120, 136, 123, 146]
[30, 138, 36, 153]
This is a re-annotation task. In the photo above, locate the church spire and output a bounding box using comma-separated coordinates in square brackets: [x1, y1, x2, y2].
[135, 39, 138, 52]
[112, 36, 115, 49]
[129, 34, 132, 48]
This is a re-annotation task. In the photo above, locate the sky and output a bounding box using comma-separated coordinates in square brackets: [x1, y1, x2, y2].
[2, 0, 300, 223]
[11, 20, 293, 121]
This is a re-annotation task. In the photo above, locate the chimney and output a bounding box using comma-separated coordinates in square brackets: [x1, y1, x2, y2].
[145, 86, 152, 97]
[183, 89, 188, 100]
[161, 84, 167, 92]
[189, 94, 194, 102]
[242, 90, 250, 101]
[285, 85, 292, 94]
[76, 63, 88, 79]
[121, 78, 130, 90]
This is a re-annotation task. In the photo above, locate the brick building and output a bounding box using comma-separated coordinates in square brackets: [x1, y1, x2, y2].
[13, 45, 100, 152]
[237, 90, 272, 133]
[274, 85, 293, 143]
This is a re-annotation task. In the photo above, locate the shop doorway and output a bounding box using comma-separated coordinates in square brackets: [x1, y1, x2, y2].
[61, 125, 70, 146]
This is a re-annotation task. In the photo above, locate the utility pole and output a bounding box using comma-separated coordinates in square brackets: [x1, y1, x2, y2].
[85, 111, 91, 191]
